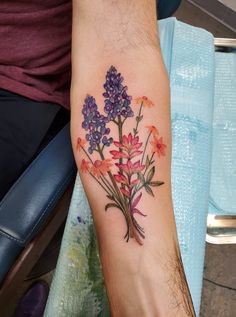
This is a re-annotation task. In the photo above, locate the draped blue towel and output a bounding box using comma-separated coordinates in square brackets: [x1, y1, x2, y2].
[209, 52, 236, 216]
[44, 18, 215, 317]
[159, 18, 214, 315]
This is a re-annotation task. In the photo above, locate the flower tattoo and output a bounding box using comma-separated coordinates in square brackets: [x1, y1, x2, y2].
[77, 66, 166, 245]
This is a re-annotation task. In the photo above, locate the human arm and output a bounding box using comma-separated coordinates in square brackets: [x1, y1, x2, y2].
[70, 1, 195, 316]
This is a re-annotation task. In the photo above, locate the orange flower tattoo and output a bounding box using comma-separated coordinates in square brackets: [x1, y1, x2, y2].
[135, 96, 154, 108]
[151, 136, 167, 157]
[80, 159, 90, 172]
[91, 159, 112, 178]
[145, 125, 159, 136]
[76, 137, 86, 151]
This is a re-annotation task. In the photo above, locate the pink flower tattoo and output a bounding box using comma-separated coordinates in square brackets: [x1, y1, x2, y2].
[77, 66, 166, 245]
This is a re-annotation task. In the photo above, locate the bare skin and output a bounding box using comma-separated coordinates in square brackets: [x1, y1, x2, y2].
[70, 1, 195, 316]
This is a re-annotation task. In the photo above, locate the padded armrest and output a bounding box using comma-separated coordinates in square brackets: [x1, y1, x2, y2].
[0, 123, 76, 283]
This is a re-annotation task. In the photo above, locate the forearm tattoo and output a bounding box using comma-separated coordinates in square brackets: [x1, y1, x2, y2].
[77, 66, 166, 245]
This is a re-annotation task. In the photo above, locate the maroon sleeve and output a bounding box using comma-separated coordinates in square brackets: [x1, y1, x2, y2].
[0, 0, 72, 109]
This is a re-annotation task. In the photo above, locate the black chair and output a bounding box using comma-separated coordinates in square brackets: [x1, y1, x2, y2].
[0, 123, 76, 316]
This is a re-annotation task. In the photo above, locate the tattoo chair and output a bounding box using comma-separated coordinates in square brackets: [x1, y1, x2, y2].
[0, 122, 77, 316]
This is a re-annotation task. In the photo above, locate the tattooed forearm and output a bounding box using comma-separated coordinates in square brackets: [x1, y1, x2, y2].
[76, 66, 166, 245]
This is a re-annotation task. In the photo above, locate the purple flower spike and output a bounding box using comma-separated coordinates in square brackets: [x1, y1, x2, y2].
[82, 95, 113, 154]
[103, 66, 133, 121]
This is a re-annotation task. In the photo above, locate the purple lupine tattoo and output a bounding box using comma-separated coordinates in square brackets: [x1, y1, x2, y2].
[77, 66, 166, 245]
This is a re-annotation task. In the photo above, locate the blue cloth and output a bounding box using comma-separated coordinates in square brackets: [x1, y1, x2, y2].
[159, 18, 214, 315]
[209, 52, 236, 215]
[44, 18, 215, 317]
